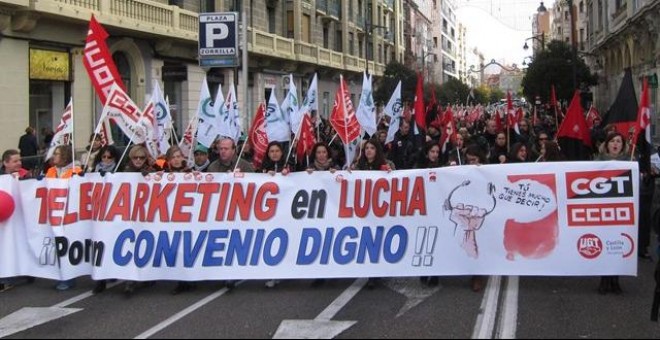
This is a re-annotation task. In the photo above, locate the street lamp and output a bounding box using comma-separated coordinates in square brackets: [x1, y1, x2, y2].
[363, 21, 388, 76]
[537, 2, 548, 13]
[564, 0, 577, 90]
[523, 33, 545, 52]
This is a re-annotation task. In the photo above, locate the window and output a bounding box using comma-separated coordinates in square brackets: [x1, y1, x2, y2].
[597, 1, 603, 29]
[287, 11, 294, 38]
[579, 1, 584, 13]
[378, 44, 382, 63]
[335, 30, 343, 52]
[302, 14, 310, 42]
[268, 7, 276, 33]
[349, 0, 354, 21]
[323, 25, 329, 49]
[358, 37, 364, 58]
[349, 32, 354, 55]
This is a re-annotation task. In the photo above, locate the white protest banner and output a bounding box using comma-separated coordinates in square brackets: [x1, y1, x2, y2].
[0, 161, 638, 281]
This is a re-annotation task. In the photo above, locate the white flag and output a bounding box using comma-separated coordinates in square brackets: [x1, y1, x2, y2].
[139, 101, 160, 159]
[298, 73, 319, 128]
[195, 77, 218, 148]
[384, 81, 403, 144]
[101, 84, 147, 144]
[151, 81, 172, 154]
[356, 72, 377, 137]
[282, 75, 301, 135]
[178, 116, 198, 159]
[305, 73, 319, 112]
[344, 137, 361, 170]
[266, 90, 291, 142]
[218, 84, 242, 142]
[45, 98, 73, 160]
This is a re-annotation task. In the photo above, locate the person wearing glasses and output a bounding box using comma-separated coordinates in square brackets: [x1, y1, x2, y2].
[121, 145, 156, 296]
[90, 145, 120, 294]
[530, 132, 550, 161]
[123, 145, 153, 174]
[91, 145, 120, 174]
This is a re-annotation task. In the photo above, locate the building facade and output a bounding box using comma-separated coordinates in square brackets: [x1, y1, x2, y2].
[439, 0, 457, 82]
[0, 0, 405, 154]
[532, 2, 550, 54]
[587, 0, 660, 141]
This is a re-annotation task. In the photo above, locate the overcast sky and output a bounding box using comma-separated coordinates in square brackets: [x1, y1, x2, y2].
[455, 0, 555, 72]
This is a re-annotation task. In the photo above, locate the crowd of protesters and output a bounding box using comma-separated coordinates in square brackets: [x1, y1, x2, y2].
[1, 102, 658, 297]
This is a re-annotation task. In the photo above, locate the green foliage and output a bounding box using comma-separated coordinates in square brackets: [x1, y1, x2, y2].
[437, 78, 470, 105]
[489, 88, 505, 103]
[521, 40, 598, 104]
[473, 86, 490, 105]
[373, 61, 417, 105]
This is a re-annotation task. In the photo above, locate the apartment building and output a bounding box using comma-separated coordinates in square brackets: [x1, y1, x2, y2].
[532, 2, 550, 54]
[587, 0, 660, 140]
[439, 0, 457, 83]
[0, 0, 405, 153]
[456, 22, 466, 83]
[402, 0, 432, 79]
[550, 1, 572, 45]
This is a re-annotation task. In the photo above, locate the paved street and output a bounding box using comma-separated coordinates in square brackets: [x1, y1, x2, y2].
[1, 257, 658, 339]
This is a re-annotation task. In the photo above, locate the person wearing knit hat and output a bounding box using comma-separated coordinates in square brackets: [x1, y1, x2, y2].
[193, 144, 210, 172]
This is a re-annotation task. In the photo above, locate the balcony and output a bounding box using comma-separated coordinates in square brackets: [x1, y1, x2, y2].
[249, 27, 384, 76]
[29, 0, 198, 40]
[316, 0, 341, 21]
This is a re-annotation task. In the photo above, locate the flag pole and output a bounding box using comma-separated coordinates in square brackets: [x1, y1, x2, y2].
[234, 133, 249, 172]
[69, 98, 76, 172]
[456, 146, 462, 165]
[234, 100, 257, 172]
[285, 114, 305, 167]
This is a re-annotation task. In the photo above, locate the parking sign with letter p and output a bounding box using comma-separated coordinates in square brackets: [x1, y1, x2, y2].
[199, 12, 239, 67]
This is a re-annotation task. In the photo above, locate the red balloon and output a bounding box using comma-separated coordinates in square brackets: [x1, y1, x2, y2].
[0, 190, 15, 222]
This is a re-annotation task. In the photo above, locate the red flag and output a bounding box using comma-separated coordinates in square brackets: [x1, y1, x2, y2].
[428, 82, 438, 112]
[249, 103, 269, 169]
[414, 73, 426, 131]
[585, 105, 601, 129]
[556, 90, 591, 147]
[506, 91, 519, 133]
[494, 109, 503, 132]
[83, 15, 125, 146]
[439, 107, 457, 153]
[83, 15, 126, 102]
[634, 78, 651, 146]
[330, 75, 361, 144]
[550, 85, 558, 108]
[296, 113, 317, 160]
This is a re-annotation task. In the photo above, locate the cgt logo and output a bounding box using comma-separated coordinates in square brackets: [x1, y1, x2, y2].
[577, 233, 602, 259]
[565, 170, 632, 199]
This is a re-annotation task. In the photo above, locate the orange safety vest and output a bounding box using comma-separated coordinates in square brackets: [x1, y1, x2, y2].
[45, 166, 82, 179]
